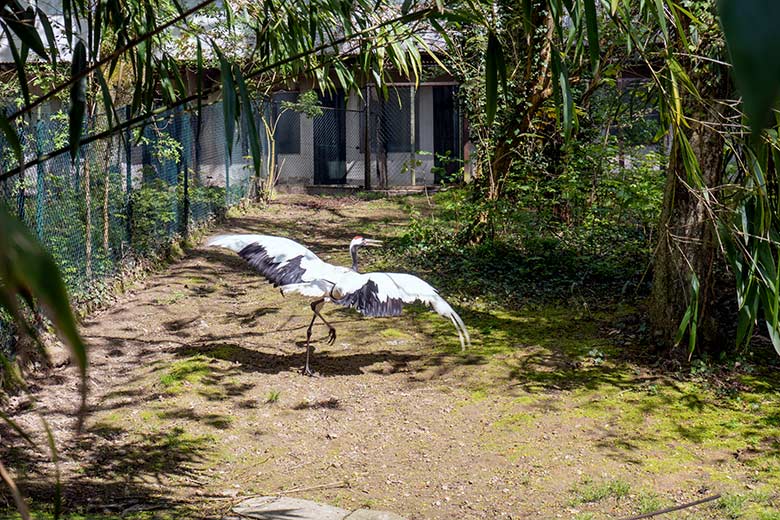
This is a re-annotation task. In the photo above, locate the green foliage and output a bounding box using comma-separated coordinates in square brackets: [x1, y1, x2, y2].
[718, 0, 780, 134]
[280, 90, 323, 119]
[392, 131, 664, 305]
[159, 355, 212, 392]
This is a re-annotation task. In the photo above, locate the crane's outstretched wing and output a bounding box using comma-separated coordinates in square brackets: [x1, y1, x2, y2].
[331, 271, 471, 350]
[207, 234, 347, 289]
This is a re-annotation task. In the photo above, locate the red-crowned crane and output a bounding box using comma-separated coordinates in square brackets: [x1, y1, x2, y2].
[207, 234, 470, 375]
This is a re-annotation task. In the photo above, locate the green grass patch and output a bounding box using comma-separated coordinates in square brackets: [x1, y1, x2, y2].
[159, 355, 212, 391]
[571, 479, 631, 505]
[716, 493, 749, 519]
[634, 492, 668, 515]
[379, 327, 412, 339]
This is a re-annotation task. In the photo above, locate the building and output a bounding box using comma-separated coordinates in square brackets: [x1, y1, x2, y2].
[265, 72, 463, 190]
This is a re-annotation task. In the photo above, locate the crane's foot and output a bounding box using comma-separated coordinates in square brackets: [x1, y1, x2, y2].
[301, 365, 319, 377]
[327, 328, 337, 345]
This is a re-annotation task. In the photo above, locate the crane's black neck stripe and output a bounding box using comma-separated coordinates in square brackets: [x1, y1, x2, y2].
[239, 243, 307, 287]
[334, 279, 404, 317]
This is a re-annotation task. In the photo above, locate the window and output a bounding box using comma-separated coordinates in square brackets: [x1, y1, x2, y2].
[272, 92, 300, 155]
[381, 88, 413, 153]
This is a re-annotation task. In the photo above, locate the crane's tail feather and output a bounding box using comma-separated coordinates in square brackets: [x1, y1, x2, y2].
[448, 309, 470, 351]
[431, 296, 470, 351]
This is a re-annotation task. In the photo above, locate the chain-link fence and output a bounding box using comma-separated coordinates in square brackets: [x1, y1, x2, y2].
[266, 85, 463, 190]
[0, 101, 256, 356]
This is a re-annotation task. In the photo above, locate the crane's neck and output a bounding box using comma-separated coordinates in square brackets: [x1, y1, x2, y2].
[350, 245, 360, 272]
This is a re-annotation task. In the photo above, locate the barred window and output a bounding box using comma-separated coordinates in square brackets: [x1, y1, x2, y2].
[381, 88, 413, 153]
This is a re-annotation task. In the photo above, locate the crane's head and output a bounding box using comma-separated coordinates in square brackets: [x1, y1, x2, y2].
[349, 236, 382, 272]
[350, 235, 383, 249]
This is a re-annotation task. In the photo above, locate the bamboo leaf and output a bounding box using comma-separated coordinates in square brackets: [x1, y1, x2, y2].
[94, 66, 115, 129]
[37, 7, 57, 68]
[719, 0, 780, 133]
[0, 205, 88, 429]
[69, 40, 87, 161]
[213, 44, 237, 157]
[235, 67, 262, 179]
[552, 49, 575, 140]
[5, 6, 48, 60]
[0, 460, 29, 520]
[655, 0, 668, 41]
[674, 305, 693, 347]
[0, 114, 23, 169]
[583, 0, 600, 73]
[2, 23, 31, 107]
[0, 409, 36, 447]
[92, 2, 102, 62]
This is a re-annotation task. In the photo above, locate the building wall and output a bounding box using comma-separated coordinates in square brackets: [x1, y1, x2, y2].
[275, 84, 451, 187]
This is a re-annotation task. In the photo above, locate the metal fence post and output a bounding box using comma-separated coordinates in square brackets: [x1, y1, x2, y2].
[17, 131, 25, 221]
[181, 109, 191, 239]
[409, 86, 416, 186]
[35, 120, 44, 238]
[364, 87, 371, 190]
[125, 106, 132, 244]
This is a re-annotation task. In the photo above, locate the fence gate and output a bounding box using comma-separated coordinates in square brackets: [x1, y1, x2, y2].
[313, 91, 347, 184]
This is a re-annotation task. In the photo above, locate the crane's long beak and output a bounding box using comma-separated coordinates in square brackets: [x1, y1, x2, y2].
[364, 239, 383, 247]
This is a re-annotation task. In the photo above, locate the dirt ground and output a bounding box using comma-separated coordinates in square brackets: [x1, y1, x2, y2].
[3, 195, 780, 519]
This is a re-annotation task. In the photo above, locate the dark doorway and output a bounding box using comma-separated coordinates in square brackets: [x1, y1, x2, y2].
[313, 91, 347, 184]
[432, 85, 460, 183]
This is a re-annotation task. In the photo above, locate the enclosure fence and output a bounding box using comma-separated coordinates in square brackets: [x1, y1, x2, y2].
[0, 101, 256, 355]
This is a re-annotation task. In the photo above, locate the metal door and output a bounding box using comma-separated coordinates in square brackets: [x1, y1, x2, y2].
[313, 91, 347, 184]
[433, 86, 460, 184]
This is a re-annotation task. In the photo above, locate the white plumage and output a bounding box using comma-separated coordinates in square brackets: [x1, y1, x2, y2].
[208, 233, 470, 375]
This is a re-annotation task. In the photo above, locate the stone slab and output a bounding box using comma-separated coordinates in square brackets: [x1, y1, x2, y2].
[232, 496, 350, 520]
[230, 497, 408, 520]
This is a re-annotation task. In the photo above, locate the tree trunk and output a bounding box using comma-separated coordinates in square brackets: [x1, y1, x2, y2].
[650, 106, 730, 352]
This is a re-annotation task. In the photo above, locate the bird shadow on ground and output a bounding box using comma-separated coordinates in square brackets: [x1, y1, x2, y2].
[174, 341, 421, 378]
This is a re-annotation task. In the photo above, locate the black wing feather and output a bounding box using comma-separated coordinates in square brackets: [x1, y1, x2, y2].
[334, 280, 404, 317]
[239, 243, 307, 287]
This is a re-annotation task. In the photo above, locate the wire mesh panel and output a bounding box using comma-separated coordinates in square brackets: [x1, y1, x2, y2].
[0, 100, 257, 360]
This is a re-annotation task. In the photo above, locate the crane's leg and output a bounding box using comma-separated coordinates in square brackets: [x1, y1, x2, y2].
[312, 300, 337, 345]
[301, 299, 334, 376]
[302, 311, 318, 376]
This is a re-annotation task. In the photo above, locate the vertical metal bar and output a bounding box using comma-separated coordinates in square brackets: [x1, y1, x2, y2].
[409, 86, 416, 186]
[181, 109, 190, 239]
[125, 105, 132, 243]
[35, 119, 44, 238]
[17, 130, 25, 221]
[364, 87, 371, 190]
